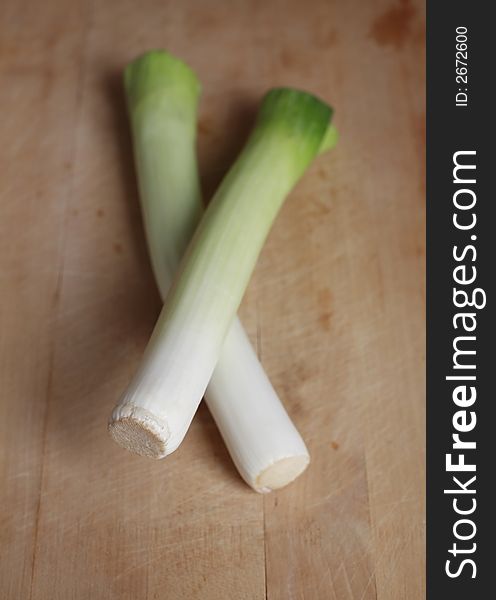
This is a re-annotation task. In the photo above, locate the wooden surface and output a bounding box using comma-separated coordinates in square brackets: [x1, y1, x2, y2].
[0, 0, 425, 598]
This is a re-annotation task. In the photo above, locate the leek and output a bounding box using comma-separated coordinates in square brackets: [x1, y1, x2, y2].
[109, 51, 334, 491]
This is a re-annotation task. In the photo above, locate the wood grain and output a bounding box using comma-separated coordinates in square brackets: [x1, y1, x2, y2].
[0, 0, 425, 598]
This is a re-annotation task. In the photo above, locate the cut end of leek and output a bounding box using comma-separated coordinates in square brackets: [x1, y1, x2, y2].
[124, 50, 200, 114]
[255, 454, 310, 493]
[108, 406, 170, 459]
[257, 88, 333, 160]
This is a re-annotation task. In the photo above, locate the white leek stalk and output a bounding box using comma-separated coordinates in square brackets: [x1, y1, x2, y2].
[109, 51, 334, 491]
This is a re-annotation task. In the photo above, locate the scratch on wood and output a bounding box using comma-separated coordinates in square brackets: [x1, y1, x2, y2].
[358, 569, 377, 600]
[28, 362, 53, 600]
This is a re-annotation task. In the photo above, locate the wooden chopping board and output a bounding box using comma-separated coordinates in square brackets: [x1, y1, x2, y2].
[0, 0, 425, 598]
